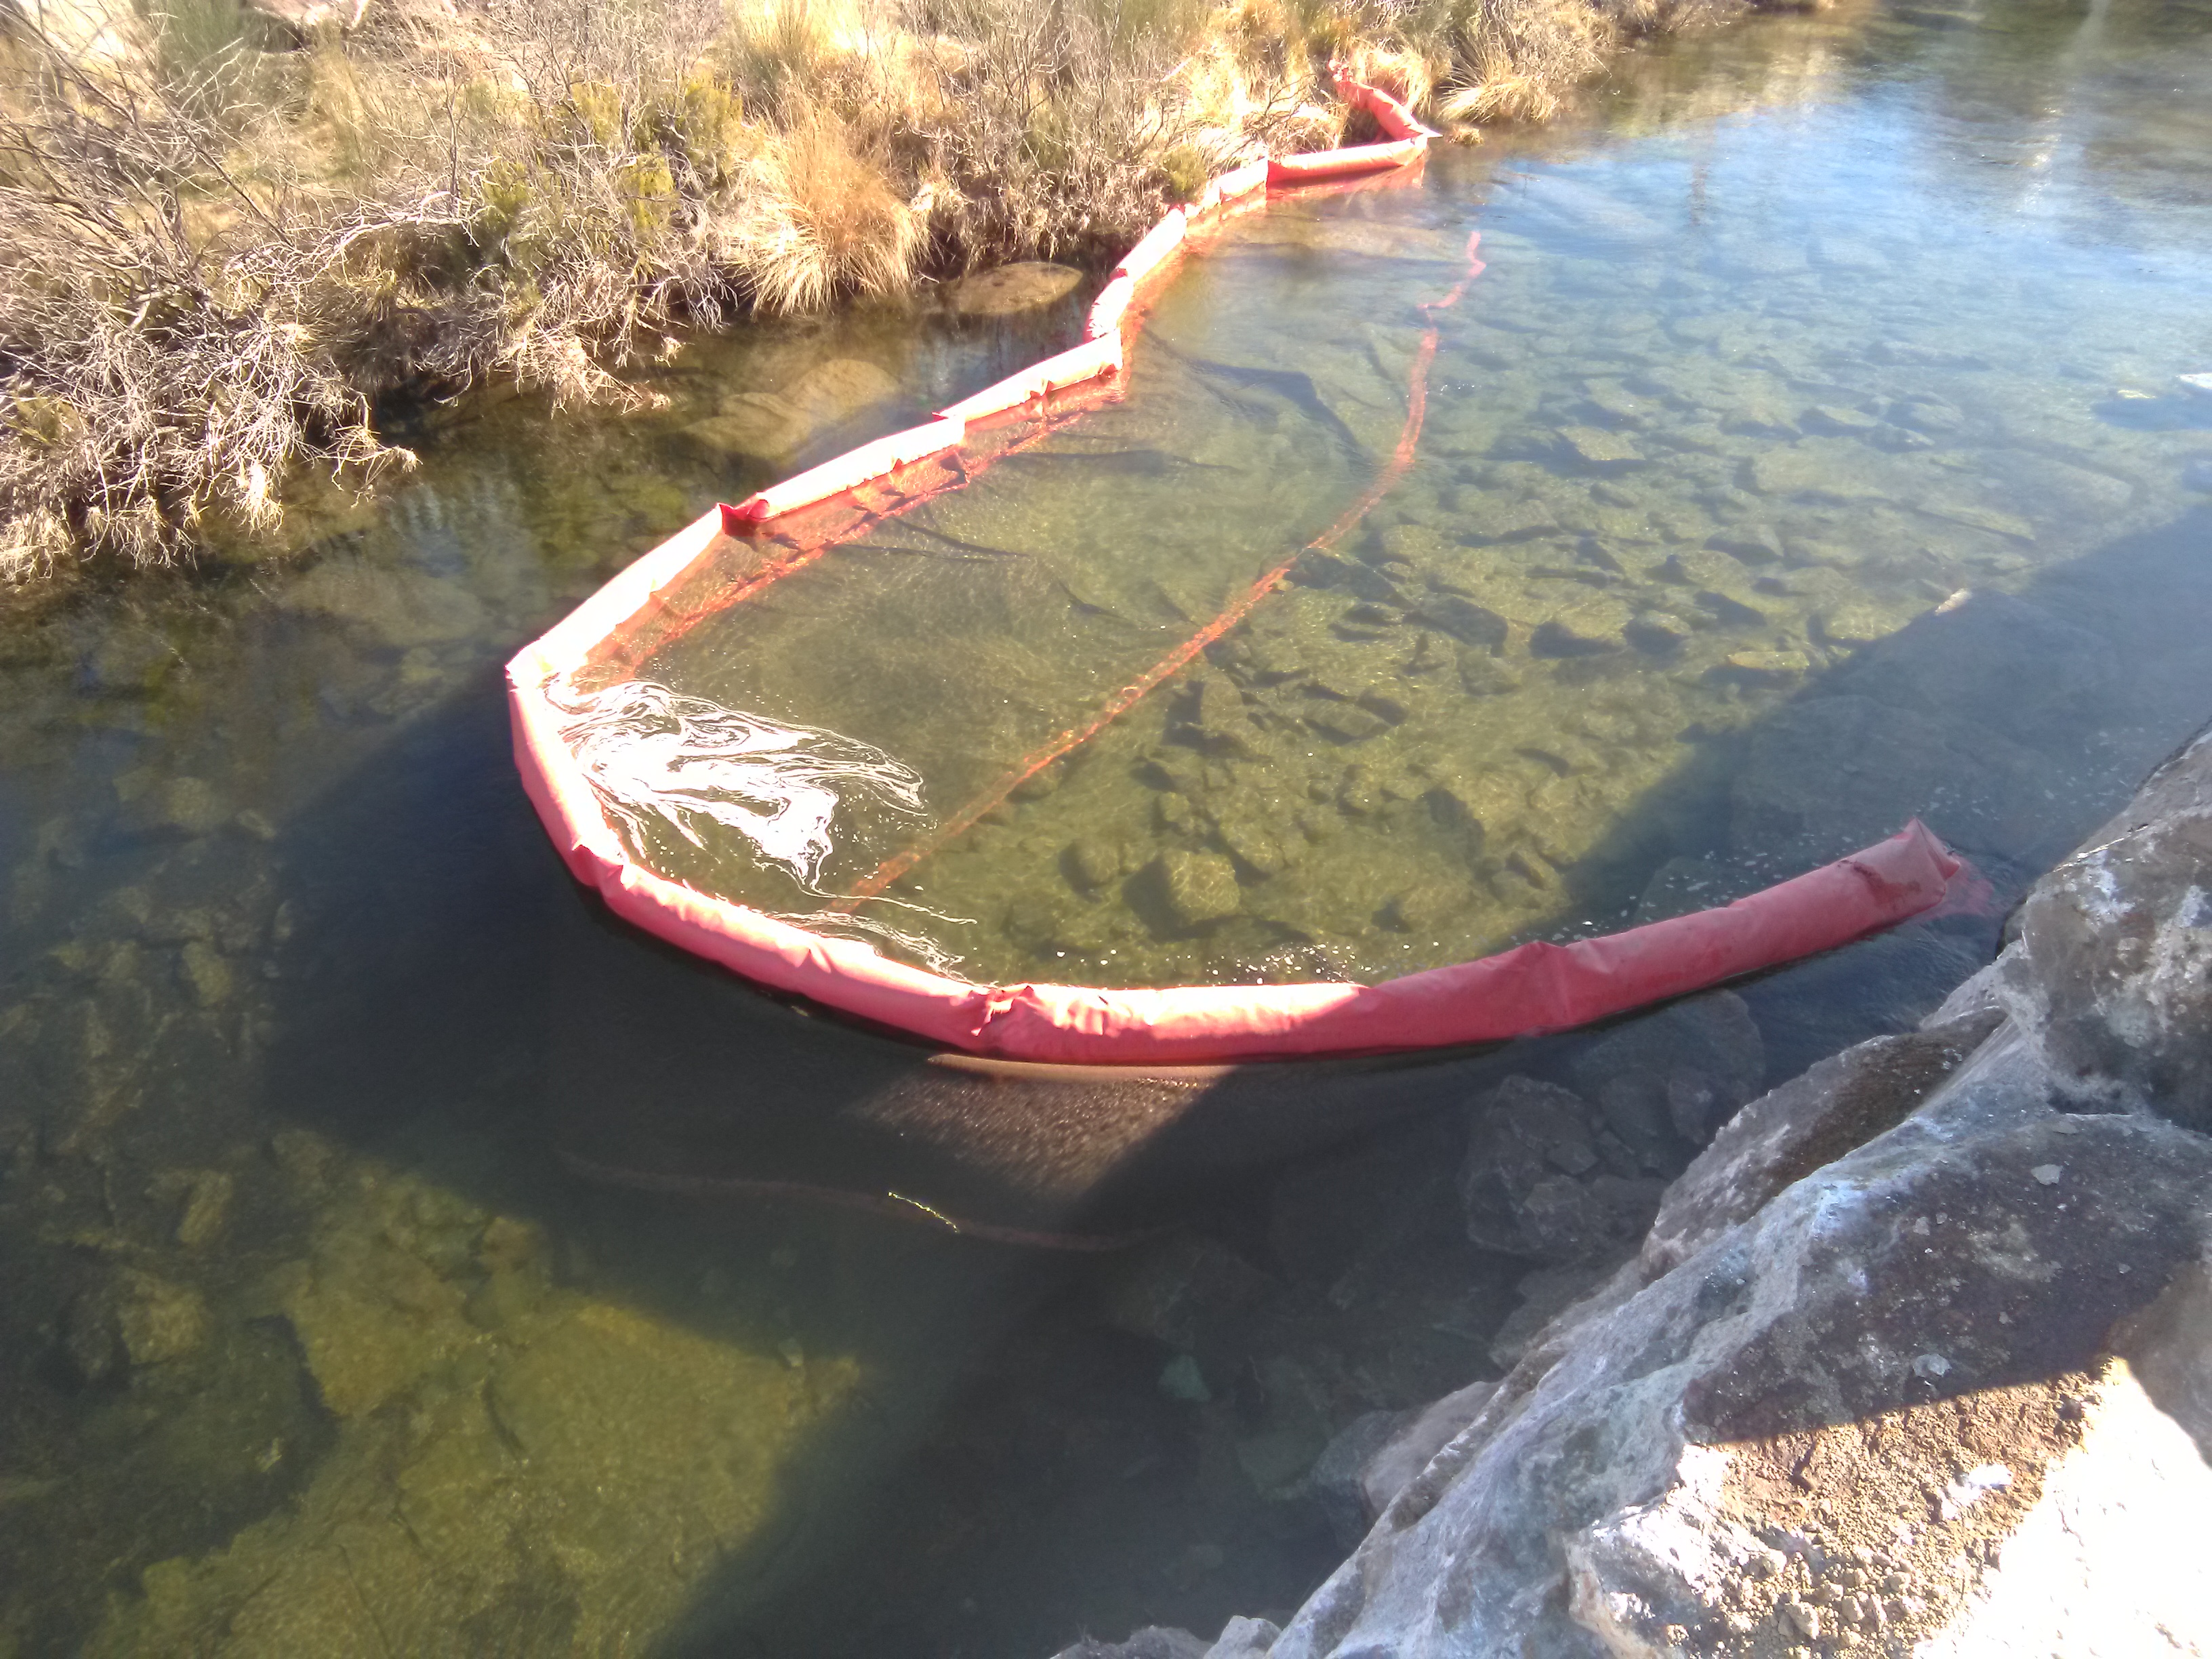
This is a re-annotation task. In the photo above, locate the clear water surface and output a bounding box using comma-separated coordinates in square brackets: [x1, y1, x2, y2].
[2, 1, 2210, 1653]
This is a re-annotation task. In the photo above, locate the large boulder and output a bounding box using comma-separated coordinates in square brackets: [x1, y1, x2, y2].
[1223, 1036, 2212, 1657]
[1458, 1076, 1663, 1265]
[1999, 723, 2212, 1132]
[1641, 1007, 2003, 1275]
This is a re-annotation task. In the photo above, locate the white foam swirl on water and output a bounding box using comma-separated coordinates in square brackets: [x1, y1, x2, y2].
[552, 680, 972, 972]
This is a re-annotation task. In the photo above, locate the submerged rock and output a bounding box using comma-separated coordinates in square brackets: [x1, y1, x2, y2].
[1093, 1232, 1272, 1352]
[1555, 426, 1643, 469]
[1570, 990, 1765, 1153]
[682, 394, 805, 466]
[1529, 596, 1632, 657]
[278, 560, 487, 649]
[1459, 497, 1557, 544]
[948, 262, 1084, 316]
[68, 1269, 213, 1376]
[1153, 849, 1242, 929]
[1411, 592, 1507, 649]
[1743, 441, 1891, 501]
[688, 357, 902, 467]
[1459, 1076, 1659, 1264]
[1051, 1629, 1214, 1659]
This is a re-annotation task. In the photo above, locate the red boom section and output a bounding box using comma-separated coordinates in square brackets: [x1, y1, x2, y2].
[506, 82, 1981, 1063]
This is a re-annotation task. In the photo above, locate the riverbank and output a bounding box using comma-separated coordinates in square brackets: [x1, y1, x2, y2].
[0, 0, 1773, 579]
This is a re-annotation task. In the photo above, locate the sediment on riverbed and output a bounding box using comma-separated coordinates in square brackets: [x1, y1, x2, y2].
[0, 0, 1779, 579]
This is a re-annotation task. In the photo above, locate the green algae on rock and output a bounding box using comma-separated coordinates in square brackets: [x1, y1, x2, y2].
[92, 1165, 861, 1659]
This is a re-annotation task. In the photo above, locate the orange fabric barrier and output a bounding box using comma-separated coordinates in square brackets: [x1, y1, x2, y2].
[936, 333, 1124, 425]
[1086, 274, 1136, 340]
[1113, 209, 1187, 287]
[1267, 137, 1425, 186]
[970, 824, 1964, 1062]
[727, 416, 968, 525]
[1338, 79, 1438, 142]
[506, 673, 1975, 1059]
[1214, 159, 1271, 203]
[506, 83, 1978, 1062]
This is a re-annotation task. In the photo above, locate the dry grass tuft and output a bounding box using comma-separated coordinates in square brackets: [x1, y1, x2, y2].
[714, 111, 922, 311]
[0, 0, 1745, 577]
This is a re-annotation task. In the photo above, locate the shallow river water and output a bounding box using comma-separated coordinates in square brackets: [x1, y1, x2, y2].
[3, 0, 2211, 1653]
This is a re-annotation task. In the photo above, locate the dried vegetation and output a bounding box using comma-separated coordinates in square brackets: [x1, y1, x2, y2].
[0, 0, 1757, 577]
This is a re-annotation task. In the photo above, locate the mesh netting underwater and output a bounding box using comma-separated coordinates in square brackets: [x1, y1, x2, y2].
[509, 87, 1976, 1063]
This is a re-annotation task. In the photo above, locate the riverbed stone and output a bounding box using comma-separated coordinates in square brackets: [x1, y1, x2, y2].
[1305, 701, 1390, 743]
[1570, 990, 1765, 1153]
[1891, 393, 1966, 433]
[1460, 497, 1558, 543]
[156, 1168, 236, 1248]
[947, 262, 1083, 316]
[1555, 426, 1643, 468]
[112, 1270, 211, 1367]
[1713, 647, 1808, 687]
[785, 356, 901, 428]
[1063, 836, 1124, 893]
[1052, 1629, 1213, 1659]
[278, 560, 487, 648]
[1412, 592, 1507, 649]
[1705, 523, 1783, 565]
[1622, 609, 1692, 653]
[1799, 403, 1881, 436]
[1092, 1232, 1273, 1352]
[154, 777, 231, 838]
[1460, 1076, 1653, 1263]
[690, 357, 901, 465]
[1529, 596, 1633, 657]
[1743, 441, 1889, 501]
[1154, 850, 1242, 929]
[683, 394, 804, 464]
[274, 1207, 472, 1418]
[1813, 601, 1900, 647]
[1309, 1409, 1414, 1549]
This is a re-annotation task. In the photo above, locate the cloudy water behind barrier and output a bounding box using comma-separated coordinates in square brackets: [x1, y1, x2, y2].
[3, 0, 2212, 1653]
